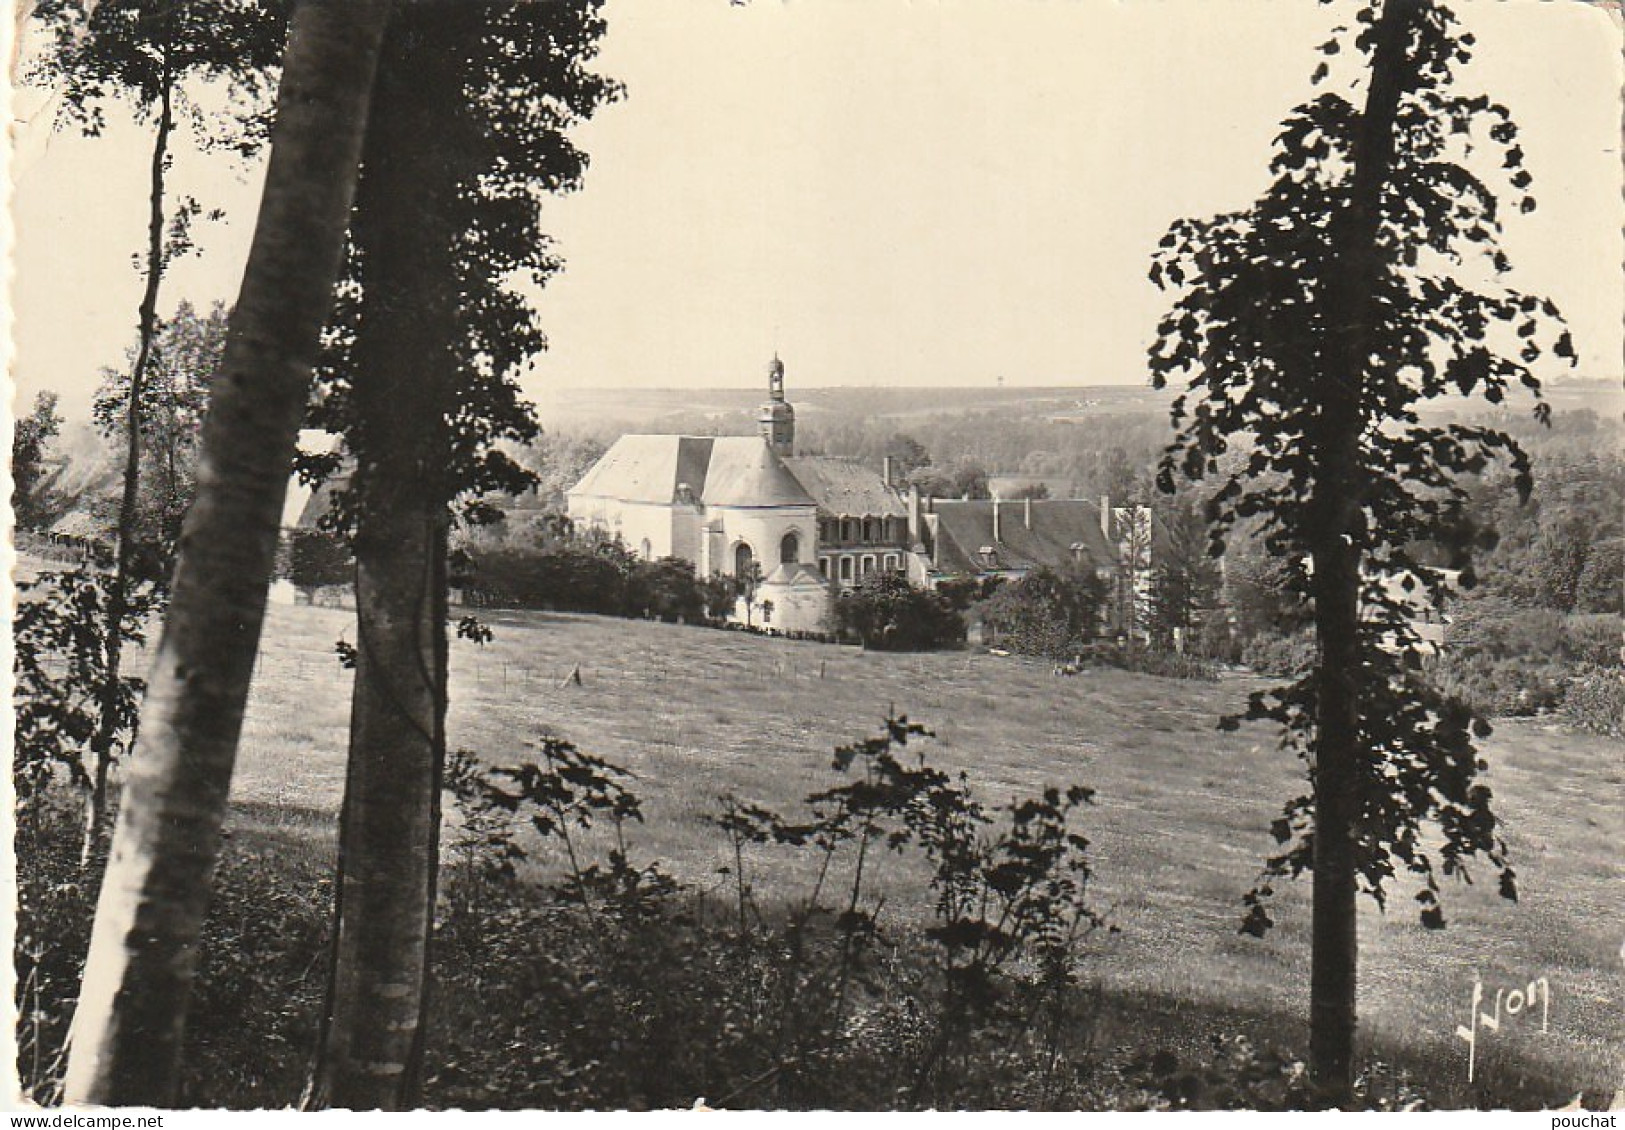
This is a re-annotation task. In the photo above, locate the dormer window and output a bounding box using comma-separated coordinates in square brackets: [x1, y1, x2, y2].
[978, 545, 999, 568]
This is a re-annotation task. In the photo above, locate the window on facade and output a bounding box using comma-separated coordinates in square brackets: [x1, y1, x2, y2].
[780, 531, 799, 565]
[640, 538, 652, 560]
[861, 554, 876, 577]
[862, 518, 874, 542]
[884, 553, 898, 572]
[840, 556, 854, 582]
[734, 541, 755, 577]
[818, 557, 829, 578]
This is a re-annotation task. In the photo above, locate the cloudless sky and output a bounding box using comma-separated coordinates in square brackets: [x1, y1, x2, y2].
[9, 0, 1622, 422]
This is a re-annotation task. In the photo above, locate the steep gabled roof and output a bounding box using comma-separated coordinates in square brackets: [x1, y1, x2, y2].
[568, 434, 815, 509]
[702, 437, 816, 508]
[782, 456, 907, 517]
[928, 499, 1117, 576]
[568, 435, 719, 504]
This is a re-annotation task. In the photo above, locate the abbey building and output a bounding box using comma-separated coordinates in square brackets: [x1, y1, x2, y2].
[567, 358, 1143, 635]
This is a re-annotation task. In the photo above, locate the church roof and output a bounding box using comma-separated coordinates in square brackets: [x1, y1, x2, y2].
[928, 499, 1118, 576]
[761, 562, 828, 587]
[567, 434, 814, 509]
[782, 456, 908, 517]
[694, 437, 815, 508]
[568, 435, 719, 504]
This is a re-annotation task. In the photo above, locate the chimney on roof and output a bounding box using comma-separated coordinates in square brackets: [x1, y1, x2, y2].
[1100, 495, 1112, 542]
[1024, 495, 1032, 530]
[883, 455, 895, 488]
[908, 481, 923, 546]
[993, 497, 1002, 543]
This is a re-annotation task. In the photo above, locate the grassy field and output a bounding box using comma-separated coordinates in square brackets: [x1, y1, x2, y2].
[218, 598, 1624, 1106]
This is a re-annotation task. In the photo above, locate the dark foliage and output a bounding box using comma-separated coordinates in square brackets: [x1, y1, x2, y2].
[978, 567, 1109, 661]
[1561, 669, 1624, 738]
[28, 0, 286, 154]
[1148, 0, 1573, 941]
[461, 534, 721, 626]
[909, 460, 993, 502]
[15, 795, 334, 1107]
[89, 301, 230, 584]
[1431, 601, 1621, 720]
[300, 1, 622, 531]
[12, 391, 64, 532]
[13, 571, 157, 823]
[282, 528, 353, 594]
[1082, 641, 1221, 682]
[1239, 630, 1319, 679]
[1144, 490, 1224, 654]
[833, 572, 966, 651]
[439, 719, 1107, 1109]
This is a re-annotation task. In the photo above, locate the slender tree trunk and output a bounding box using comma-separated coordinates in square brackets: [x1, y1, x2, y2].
[62, 1, 394, 1105]
[307, 12, 461, 1109]
[1307, 0, 1417, 1104]
[85, 52, 173, 865]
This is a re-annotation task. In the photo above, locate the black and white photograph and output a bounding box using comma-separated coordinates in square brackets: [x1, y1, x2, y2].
[6, 0, 1622, 1114]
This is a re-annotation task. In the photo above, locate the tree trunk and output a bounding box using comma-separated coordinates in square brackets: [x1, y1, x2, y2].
[307, 12, 461, 1109]
[85, 49, 173, 865]
[62, 0, 394, 1105]
[1307, 0, 1418, 1105]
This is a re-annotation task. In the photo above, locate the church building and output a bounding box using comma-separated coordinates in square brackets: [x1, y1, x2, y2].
[567, 356, 1155, 637]
[566, 357, 907, 633]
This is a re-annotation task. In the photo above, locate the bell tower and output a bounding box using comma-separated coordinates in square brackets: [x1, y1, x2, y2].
[758, 354, 795, 456]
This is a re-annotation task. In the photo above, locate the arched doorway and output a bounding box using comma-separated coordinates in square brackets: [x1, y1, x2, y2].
[780, 530, 800, 565]
[734, 541, 755, 577]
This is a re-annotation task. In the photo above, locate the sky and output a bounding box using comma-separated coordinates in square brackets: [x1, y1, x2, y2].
[7, 0, 1622, 422]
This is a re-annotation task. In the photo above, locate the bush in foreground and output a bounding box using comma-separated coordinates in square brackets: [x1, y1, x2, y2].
[19, 723, 1460, 1111]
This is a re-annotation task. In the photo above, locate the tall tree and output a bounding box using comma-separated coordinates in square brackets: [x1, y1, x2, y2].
[11, 389, 63, 531]
[1145, 489, 1222, 653]
[91, 300, 231, 580]
[1146, 0, 1572, 1102]
[302, 2, 618, 1107]
[27, 0, 286, 852]
[62, 0, 394, 1104]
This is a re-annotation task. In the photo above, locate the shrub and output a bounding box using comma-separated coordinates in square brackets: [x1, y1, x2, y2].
[1563, 668, 1624, 738]
[14, 794, 331, 1107]
[463, 544, 632, 613]
[462, 540, 733, 627]
[14, 792, 101, 1104]
[1197, 616, 1243, 665]
[625, 556, 709, 623]
[833, 573, 965, 651]
[1429, 650, 1569, 717]
[13, 570, 157, 829]
[1238, 630, 1317, 678]
[978, 567, 1109, 660]
[283, 528, 353, 594]
[1084, 642, 1220, 681]
[436, 719, 1108, 1109]
[1432, 601, 1622, 719]
[1576, 538, 1623, 615]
